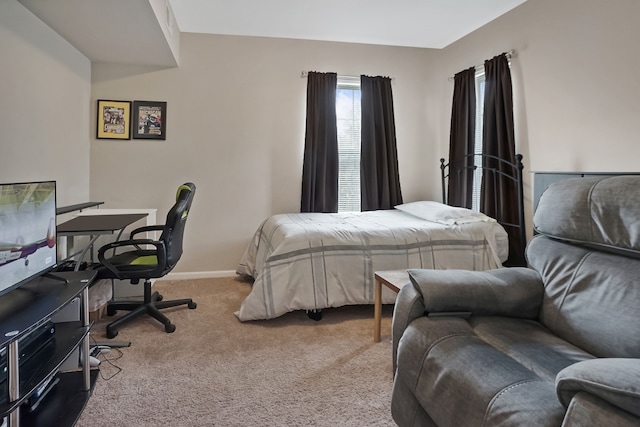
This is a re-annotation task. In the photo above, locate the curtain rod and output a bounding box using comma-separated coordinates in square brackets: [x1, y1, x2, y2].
[300, 72, 359, 79]
[300, 71, 394, 81]
[448, 49, 515, 81]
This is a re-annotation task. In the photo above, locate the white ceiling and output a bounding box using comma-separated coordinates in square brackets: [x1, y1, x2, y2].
[168, 0, 528, 49]
[16, 0, 527, 67]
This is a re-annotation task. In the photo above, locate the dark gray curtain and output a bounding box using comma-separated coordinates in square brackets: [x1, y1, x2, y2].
[360, 75, 403, 211]
[300, 72, 338, 213]
[447, 67, 476, 208]
[481, 53, 526, 266]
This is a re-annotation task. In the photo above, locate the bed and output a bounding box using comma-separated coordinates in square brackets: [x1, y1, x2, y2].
[235, 155, 525, 321]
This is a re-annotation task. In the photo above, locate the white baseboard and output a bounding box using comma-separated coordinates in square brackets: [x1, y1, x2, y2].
[164, 270, 237, 280]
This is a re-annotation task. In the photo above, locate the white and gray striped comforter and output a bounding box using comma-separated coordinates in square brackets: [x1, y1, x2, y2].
[235, 208, 508, 321]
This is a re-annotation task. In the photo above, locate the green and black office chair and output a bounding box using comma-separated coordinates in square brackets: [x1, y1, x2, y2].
[96, 183, 197, 339]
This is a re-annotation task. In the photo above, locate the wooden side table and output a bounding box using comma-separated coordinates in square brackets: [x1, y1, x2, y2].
[374, 270, 411, 343]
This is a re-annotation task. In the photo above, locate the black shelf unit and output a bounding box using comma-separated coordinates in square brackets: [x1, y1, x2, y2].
[0, 271, 97, 427]
[21, 370, 99, 426]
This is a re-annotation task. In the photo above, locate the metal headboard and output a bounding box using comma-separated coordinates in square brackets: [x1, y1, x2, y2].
[440, 153, 526, 262]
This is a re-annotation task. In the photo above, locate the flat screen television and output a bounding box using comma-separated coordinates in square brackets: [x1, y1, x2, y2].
[0, 181, 57, 297]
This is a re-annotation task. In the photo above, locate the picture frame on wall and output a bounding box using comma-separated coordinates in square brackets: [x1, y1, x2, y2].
[132, 100, 167, 140]
[96, 99, 131, 140]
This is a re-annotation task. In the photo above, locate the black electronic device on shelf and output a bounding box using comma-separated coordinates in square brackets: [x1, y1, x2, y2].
[0, 321, 56, 391]
[22, 374, 60, 413]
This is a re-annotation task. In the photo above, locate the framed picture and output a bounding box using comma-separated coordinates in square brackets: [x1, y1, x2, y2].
[132, 101, 167, 140]
[96, 100, 131, 140]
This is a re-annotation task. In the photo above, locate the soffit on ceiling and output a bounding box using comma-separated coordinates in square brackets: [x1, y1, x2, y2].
[16, 0, 527, 67]
[168, 0, 528, 49]
[18, 0, 177, 67]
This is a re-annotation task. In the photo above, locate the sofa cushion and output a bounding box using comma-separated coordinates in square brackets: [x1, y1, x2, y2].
[396, 316, 567, 427]
[528, 235, 640, 358]
[470, 317, 594, 382]
[534, 176, 640, 257]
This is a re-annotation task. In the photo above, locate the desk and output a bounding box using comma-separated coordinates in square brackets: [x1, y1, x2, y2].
[58, 209, 157, 299]
[56, 201, 104, 215]
[57, 213, 149, 269]
[57, 213, 148, 235]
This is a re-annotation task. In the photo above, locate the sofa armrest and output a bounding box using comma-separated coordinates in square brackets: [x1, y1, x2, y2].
[556, 359, 640, 418]
[562, 392, 640, 427]
[391, 283, 425, 374]
[407, 267, 543, 319]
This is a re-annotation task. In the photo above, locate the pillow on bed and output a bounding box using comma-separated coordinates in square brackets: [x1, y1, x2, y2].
[394, 201, 496, 225]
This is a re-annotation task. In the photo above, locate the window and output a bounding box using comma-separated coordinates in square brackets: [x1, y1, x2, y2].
[336, 77, 361, 212]
[471, 70, 485, 212]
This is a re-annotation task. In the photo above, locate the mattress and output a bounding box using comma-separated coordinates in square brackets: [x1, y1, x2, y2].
[235, 204, 508, 321]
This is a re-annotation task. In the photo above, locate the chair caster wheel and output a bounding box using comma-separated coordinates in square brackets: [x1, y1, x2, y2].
[188, 302, 197, 309]
[107, 306, 117, 316]
[106, 327, 118, 339]
[165, 323, 176, 333]
[157, 294, 164, 302]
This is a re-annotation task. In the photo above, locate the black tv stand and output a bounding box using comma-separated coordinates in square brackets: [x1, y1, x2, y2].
[0, 271, 97, 427]
[42, 272, 70, 284]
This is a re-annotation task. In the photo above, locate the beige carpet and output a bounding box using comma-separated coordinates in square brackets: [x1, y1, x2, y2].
[76, 276, 396, 426]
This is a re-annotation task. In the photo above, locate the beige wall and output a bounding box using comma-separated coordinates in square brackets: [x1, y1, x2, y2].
[436, 0, 640, 226]
[0, 0, 91, 206]
[5, 0, 640, 275]
[90, 34, 439, 273]
[91, 0, 640, 274]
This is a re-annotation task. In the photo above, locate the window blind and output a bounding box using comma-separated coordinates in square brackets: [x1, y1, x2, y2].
[336, 77, 361, 212]
[472, 70, 485, 212]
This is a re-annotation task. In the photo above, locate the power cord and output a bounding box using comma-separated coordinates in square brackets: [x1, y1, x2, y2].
[89, 336, 124, 381]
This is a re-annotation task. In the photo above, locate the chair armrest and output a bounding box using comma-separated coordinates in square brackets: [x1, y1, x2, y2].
[98, 238, 160, 256]
[97, 239, 167, 280]
[407, 267, 543, 319]
[556, 359, 640, 418]
[129, 224, 164, 239]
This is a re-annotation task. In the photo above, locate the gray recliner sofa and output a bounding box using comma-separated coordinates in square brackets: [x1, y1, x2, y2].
[391, 176, 640, 427]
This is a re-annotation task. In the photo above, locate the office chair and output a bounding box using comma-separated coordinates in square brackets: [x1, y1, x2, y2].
[96, 183, 197, 339]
